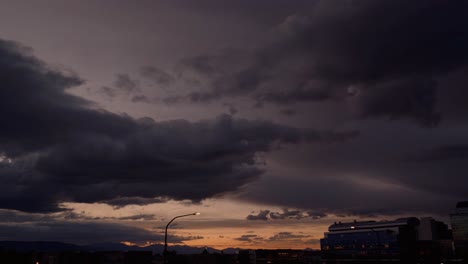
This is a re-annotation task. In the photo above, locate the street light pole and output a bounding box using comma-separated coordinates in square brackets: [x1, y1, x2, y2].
[163, 212, 200, 262]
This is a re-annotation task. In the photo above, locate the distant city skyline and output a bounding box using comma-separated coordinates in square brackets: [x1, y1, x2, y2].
[0, 0, 467, 250]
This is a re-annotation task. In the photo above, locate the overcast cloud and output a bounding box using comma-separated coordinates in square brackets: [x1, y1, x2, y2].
[0, 0, 466, 247]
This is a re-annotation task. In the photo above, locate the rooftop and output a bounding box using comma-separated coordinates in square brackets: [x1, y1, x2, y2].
[328, 217, 420, 232]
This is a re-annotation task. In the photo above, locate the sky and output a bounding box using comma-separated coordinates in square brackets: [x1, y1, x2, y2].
[0, 0, 467, 251]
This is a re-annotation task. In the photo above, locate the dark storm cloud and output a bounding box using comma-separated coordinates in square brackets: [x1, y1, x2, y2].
[353, 78, 440, 127]
[267, 232, 311, 242]
[97, 74, 144, 101]
[223, 103, 238, 116]
[306, 210, 328, 220]
[131, 0, 468, 218]
[131, 94, 151, 103]
[234, 234, 263, 243]
[246, 209, 327, 220]
[163, 91, 220, 105]
[0, 209, 53, 223]
[0, 209, 158, 223]
[104, 197, 169, 208]
[437, 67, 468, 120]
[0, 39, 356, 213]
[114, 74, 140, 93]
[269, 210, 304, 220]
[177, 0, 318, 26]
[280, 109, 296, 116]
[269, 209, 327, 220]
[234, 231, 314, 244]
[117, 214, 158, 221]
[0, 221, 155, 244]
[0, 210, 160, 244]
[0, 219, 198, 245]
[63, 211, 159, 221]
[97, 86, 117, 98]
[413, 144, 468, 162]
[140, 66, 175, 86]
[165, 0, 468, 125]
[239, 164, 464, 217]
[0, 208, 206, 244]
[246, 210, 270, 221]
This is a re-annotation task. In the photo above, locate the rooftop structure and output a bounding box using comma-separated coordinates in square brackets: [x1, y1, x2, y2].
[451, 201, 468, 258]
[321, 218, 420, 261]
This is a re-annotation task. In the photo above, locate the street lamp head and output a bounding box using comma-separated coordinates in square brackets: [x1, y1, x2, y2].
[194, 212, 201, 215]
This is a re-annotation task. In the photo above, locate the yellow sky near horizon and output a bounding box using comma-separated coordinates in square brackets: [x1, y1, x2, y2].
[60, 198, 394, 250]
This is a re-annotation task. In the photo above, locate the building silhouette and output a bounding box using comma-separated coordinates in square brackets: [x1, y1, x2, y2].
[451, 201, 468, 259]
[320, 217, 420, 262]
[418, 217, 452, 240]
[416, 217, 454, 263]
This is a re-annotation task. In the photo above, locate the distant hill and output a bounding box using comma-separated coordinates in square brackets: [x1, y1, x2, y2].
[0, 241, 85, 252]
[86, 242, 226, 255]
[0, 241, 234, 255]
[85, 242, 153, 252]
[0, 241, 316, 255]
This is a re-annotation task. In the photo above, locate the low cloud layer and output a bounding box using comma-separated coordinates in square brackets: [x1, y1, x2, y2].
[247, 209, 327, 221]
[234, 231, 317, 246]
[246, 210, 270, 221]
[0, 209, 195, 245]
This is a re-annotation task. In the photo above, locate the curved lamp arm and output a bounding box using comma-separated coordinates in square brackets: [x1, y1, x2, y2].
[164, 212, 200, 254]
